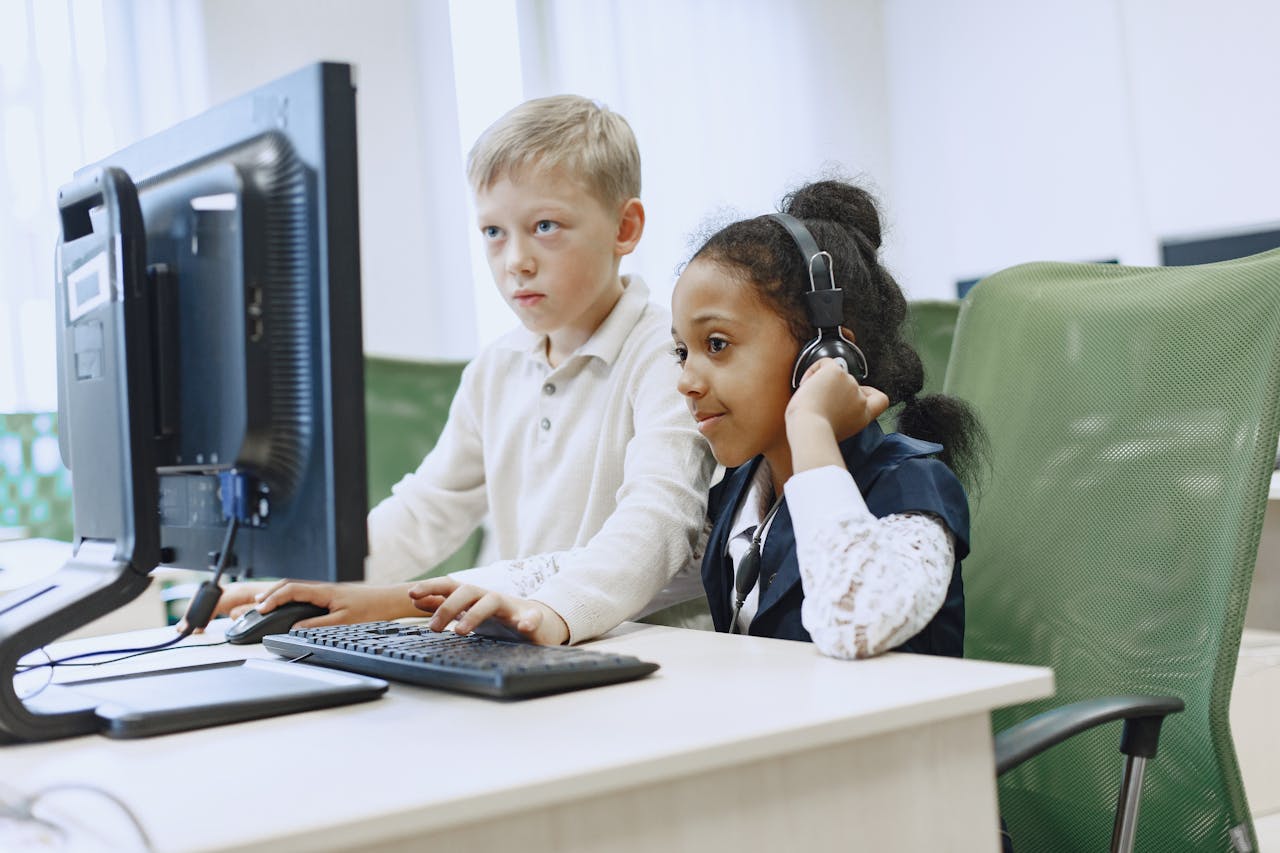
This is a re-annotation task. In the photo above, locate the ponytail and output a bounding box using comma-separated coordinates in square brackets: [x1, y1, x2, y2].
[896, 394, 988, 492]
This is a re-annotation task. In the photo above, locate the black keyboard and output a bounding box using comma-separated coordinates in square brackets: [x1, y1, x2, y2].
[262, 621, 659, 699]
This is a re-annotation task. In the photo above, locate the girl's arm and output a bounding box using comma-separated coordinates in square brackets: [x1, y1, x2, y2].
[784, 466, 954, 660]
[784, 358, 952, 659]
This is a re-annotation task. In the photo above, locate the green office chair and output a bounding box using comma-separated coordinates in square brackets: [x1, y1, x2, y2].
[907, 299, 961, 397]
[946, 248, 1280, 852]
[364, 356, 483, 577]
[879, 299, 962, 433]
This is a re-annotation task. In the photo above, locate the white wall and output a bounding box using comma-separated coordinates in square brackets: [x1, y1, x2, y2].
[1120, 0, 1280, 238]
[193, 0, 1280, 354]
[883, 0, 1280, 298]
[520, 0, 892, 313]
[198, 0, 477, 360]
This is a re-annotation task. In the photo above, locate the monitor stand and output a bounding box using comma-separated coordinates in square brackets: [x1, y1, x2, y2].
[0, 551, 387, 743]
[0, 543, 152, 741]
[0, 167, 162, 743]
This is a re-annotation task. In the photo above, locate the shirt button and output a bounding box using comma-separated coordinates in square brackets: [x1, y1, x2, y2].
[542, 383, 556, 395]
[540, 418, 551, 431]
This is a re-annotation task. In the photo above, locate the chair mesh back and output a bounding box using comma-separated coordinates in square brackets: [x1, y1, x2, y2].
[946, 249, 1280, 852]
[907, 299, 961, 397]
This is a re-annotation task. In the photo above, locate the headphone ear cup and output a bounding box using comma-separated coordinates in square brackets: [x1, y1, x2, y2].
[790, 333, 868, 389]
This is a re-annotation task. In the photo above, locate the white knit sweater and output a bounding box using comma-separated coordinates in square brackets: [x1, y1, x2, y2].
[364, 276, 714, 642]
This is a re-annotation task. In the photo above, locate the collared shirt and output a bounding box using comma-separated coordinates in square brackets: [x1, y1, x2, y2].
[724, 462, 777, 631]
[365, 276, 714, 642]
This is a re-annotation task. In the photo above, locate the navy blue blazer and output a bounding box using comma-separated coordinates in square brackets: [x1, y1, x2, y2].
[701, 421, 970, 657]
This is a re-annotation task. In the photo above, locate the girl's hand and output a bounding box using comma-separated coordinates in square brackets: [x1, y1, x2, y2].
[408, 577, 571, 646]
[785, 357, 890, 442]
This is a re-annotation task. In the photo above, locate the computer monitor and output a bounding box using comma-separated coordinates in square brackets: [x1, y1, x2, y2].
[1161, 225, 1280, 266]
[64, 61, 367, 583]
[0, 63, 368, 742]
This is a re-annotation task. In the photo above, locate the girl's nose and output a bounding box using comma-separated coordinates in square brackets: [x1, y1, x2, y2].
[676, 363, 705, 398]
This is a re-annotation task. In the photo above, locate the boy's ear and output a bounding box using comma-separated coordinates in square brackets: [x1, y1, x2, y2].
[614, 198, 645, 257]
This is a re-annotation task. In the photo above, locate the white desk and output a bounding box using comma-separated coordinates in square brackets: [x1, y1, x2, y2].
[1, 623, 1052, 853]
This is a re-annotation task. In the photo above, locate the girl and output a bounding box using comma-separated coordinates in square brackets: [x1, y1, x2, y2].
[671, 179, 985, 660]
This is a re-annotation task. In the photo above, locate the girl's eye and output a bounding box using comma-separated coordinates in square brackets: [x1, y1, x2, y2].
[535, 220, 559, 234]
[481, 225, 502, 240]
[672, 344, 688, 364]
[707, 337, 729, 354]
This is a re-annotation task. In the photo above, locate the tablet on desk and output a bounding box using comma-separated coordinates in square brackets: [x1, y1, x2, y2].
[30, 658, 388, 738]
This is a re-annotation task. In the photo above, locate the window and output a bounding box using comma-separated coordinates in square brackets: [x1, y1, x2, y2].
[0, 0, 205, 412]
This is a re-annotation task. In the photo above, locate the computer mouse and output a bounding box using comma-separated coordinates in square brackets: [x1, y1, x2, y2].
[225, 602, 330, 645]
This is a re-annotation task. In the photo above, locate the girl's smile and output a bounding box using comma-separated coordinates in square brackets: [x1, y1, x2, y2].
[693, 411, 726, 435]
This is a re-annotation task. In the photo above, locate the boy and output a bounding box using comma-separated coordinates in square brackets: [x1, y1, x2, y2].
[218, 95, 712, 645]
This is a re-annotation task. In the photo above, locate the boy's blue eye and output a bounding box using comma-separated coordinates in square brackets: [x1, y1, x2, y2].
[535, 220, 559, 234]
[481, 225, 502, 240]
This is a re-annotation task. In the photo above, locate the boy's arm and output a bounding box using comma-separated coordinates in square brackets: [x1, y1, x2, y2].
[364, 360, 490, 584]
[450, 348, 713, 644]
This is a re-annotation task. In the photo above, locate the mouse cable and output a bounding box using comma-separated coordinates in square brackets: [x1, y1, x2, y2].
[14, 638, 231, 674]
[11, 518, 241, 696]
[178, 515, 240, 636]
[12, 647, 54, 701]
[2, 781, 155, 853]
[12, 515, 240, 677]
[14, 633, 188, 673]
[13, 639, 231, 704]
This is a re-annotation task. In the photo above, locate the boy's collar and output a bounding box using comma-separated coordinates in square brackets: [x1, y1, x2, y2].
[498, 275, 650, 366]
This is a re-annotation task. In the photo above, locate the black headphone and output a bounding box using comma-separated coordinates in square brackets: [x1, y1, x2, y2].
[770, 213, 868, 389]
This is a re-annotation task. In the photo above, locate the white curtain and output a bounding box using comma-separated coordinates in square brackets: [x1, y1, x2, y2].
[1, 1, 897, 386]
[0, 0, 207, 412]
[505, 0, 893, 321]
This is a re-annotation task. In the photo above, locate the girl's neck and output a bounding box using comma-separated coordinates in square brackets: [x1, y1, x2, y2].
[761, 446, 793, 501]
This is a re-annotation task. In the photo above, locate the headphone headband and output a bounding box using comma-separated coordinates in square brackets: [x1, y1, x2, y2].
[769, 212, 867, 385]
[770, 213, 843, 328]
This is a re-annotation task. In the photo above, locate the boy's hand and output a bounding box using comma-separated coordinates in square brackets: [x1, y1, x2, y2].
[179, 580, 275, 633]
[785, 357, 889, 442]
[213, 581, 278, 620]
[408, 577, 571, 646]
[251, 580, 421, 627]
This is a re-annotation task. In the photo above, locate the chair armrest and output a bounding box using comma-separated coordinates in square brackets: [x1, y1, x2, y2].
[995, 695, 1184, 775]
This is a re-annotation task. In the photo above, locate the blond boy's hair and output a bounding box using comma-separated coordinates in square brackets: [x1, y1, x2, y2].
[467, 95, 640, 210]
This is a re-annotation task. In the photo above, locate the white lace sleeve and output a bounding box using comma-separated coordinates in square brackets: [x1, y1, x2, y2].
[785, 466, 955, 660]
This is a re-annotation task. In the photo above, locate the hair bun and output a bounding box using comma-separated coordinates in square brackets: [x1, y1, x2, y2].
[782, 180, 883, 250]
